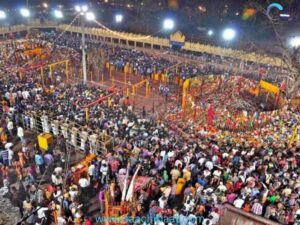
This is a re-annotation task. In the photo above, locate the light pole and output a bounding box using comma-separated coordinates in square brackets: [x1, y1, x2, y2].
[75, 5, 95, 84]
[81, 17, 87, 84]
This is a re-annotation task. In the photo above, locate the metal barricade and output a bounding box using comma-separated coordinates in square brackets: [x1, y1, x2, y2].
[21, 112, 113, 155]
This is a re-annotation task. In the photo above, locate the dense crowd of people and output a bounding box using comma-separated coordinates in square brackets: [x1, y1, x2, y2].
[40, 31, 287, 84]
[0, 33, 299, 225]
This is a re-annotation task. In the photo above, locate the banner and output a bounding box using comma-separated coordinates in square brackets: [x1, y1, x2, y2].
[24, 48, 43, 57]
[259, 80, 280, 95]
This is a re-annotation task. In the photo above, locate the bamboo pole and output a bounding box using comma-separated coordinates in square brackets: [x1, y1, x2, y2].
[125, 73, 127, 90]
[85, 108, 89, 123]
[40, 66, 45, 88]
[112, 77, 115, 86]
[49, 65, 53, 83]
[66, 61, 69, 81]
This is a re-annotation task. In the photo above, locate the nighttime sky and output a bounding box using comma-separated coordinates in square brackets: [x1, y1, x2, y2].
[0, 0, 296, 10]
[0, 0, 75, 7]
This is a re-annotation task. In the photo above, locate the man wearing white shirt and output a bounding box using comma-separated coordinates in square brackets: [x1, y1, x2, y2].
[205, 161, 214, 171]
[7, 120, 13, 137]
[158, 195, 168, 209]
[5, 91, 10, 100]
[22, 90, 30, 100]
[198, 157, 206, 166]
[174, 159, 183, 169]
[119, 167, 126, 175]
[210, 211, 220, 225]
[100, 161, 109, 184]
[17, 126, 24, 142]
[37, 207, 49, 222]
[57, 216, 67, 225]
[17, 90, 22, 98]
[216, 182, 227, 193]
[69, 186, 79, 201]
[54, 166, 63, 175]
[8, 148, 14, 166]
[51, 172, 63, 186]
[79, 176, 90, 204]
[78, 176, 90, 188]
[167, 151, 175, 158]
[233, 198, 244, 209]
[88, 163, 95, 181]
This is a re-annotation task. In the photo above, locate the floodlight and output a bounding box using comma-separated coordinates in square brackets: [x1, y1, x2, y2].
[163, 18, 175, 30]
[20, 8, 30, 18]
[280, 14, 290, 18]
[86, 12, 95, 21]
[0, 10, 6, 19]
[54, 9, 63, 19]
[75, 5, 81, 12]
[290, 37, 300, 48]
[82, 5, 88, 12]
[222, 28, 236, 41]
[115, 14, 123, 23]
[208, 30, 214, 36]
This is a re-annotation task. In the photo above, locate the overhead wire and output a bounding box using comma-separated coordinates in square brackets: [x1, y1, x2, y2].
[53, 14, 80, 43]
[93, 19, 162, 41]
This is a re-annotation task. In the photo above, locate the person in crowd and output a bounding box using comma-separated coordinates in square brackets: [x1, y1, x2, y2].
[35, 151, 46, 175]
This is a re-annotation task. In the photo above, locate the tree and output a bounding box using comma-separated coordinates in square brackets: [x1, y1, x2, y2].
[247, 0, 300, 97]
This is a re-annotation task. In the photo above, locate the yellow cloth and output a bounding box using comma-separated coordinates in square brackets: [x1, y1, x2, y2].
[183, 169, 191, 181]
[175, 178, 186, 195]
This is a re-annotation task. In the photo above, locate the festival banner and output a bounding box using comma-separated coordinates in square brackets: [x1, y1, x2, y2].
[259, 80, 280, 95]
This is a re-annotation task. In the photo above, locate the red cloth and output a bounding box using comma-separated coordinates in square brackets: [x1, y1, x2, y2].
[109, 160, 120, 173]
[85, 219, 92, 225]
[280, 80, 286, 91]
[108, 86, 115, 93]
[3, 106, 9, 113]
[46, 184, 55, 193]
[207, 104, 215, 126]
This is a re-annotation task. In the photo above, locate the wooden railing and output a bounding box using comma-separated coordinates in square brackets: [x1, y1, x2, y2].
[219, 204, 280, 225]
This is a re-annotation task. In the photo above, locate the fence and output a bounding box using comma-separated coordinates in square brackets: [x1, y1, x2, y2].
[21, 112, 114, 155]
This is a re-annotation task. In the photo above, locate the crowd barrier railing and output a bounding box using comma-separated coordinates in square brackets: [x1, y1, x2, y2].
[21, 112, 114, 155]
